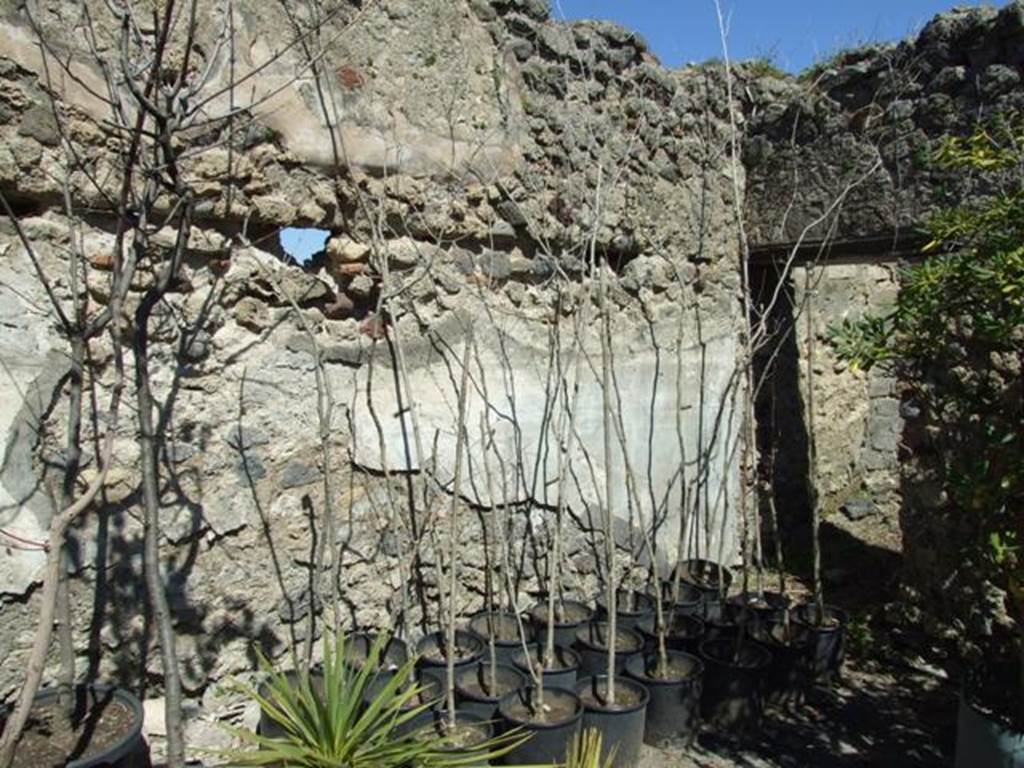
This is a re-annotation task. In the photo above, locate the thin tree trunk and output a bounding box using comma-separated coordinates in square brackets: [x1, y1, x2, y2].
[0, 367, 122, 768]
[133, 199, 191, 767]
[599, 258, 617, 702]
[134, 316, 185, 767]
[805, 273, 825, 622]
[446, 333, 474, 726]
[56, 334, 86, 719]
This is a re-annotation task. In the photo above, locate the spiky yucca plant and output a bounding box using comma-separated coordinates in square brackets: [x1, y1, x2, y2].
[215, 633, 524, 767]
[562, 729, 616, 768]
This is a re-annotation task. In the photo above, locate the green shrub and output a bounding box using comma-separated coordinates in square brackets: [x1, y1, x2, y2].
[215, 633, 525, 767]
[830, 115, 1024, 726]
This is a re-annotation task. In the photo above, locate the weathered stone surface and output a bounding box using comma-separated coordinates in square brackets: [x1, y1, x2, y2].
[280, 461, 320, 489]
[0, 0, 1012, 715]
[841, 498, 878, 522]
[233, 296, 271, 332]
[352, 320, 741, 562]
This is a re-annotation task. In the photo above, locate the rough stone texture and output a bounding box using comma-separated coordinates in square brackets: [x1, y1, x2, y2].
[0, 1, 1018, 754]
[743, 4, 1024, 639]
[791, 261, 904, 551]
[0, 0, 744, 720]
[744, 2, 1024, 243]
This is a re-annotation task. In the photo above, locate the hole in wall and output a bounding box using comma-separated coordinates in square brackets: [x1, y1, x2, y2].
[279, 227, 330, 266]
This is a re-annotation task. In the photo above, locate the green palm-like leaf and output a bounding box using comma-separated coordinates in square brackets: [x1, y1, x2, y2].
[210, 632, 530, 768]
[562, 728, 616, 768]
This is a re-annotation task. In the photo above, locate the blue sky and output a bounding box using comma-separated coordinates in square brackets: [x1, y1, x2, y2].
[553, 0, 992, 72]
[281, 227, 329, 263]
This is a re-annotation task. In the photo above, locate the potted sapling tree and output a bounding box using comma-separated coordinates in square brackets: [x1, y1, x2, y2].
[795, 272, 847, 685]
[516, 305, 586, 693]
[498, 301, 586, 766]
[616, 339, 705, 747]
[454, 416, 528, 721]
[411, 337, 489, 748]
[571, 256, 648, 768]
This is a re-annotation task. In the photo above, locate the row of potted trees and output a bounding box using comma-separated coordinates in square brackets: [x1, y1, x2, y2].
[246, 555, 847, 768]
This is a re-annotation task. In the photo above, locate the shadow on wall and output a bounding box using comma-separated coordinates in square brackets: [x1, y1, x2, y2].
[751, 261, 811, 536]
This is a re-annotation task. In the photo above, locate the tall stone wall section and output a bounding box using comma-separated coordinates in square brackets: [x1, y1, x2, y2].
[0, 0, 1022, 748]
[745, 2, 1024, 628]
[792, 261, 903, 548]
[0, 0, 745, 742]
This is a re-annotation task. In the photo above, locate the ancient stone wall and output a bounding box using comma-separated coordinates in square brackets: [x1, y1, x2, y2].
[793, 260, 903, 546]
[0, 0, 745, 739]
[744, 2, 1024, 615]
[0, 0, 1022, 750]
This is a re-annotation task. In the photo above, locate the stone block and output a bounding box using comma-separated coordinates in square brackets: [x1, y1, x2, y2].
[280, 461, 320, 489]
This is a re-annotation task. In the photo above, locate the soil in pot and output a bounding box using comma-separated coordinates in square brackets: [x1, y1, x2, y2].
[0, 685, 146, 768]
[749, 621, 811, 710]
[511, 644, 582, 691]
[699, 637, 772, 733]
[625, 651, 703, 747]
[468, 611, 534, 666]
[529, 599, 594, 649]
[595, 589, 656, 632]
[416, 630, 485, 672]
[673, 559, 733, 602]
[575, 676, 649, 768]
[343, 633, 409, 674]
[403, 709, 493, 758]
[637, 613, 706, 657]
[574, 622, 644, 678]
[497, 686, 583, 765]
[793, 603, 847, 684]
[455, 662, 527, 721]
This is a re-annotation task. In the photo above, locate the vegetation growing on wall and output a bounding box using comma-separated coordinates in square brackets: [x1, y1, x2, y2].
[831, 116, 1024, 727]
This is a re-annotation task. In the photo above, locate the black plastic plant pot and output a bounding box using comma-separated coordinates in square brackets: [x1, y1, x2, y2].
[954, 694, 1024, 768]
[726, 591, 790, 629]
[529, 599, 594, 649]
[365, 669, 443, 731]
[673, 558, 733, 602]
[455, 661, 527, 721]
[793, 603, 847, 683]
[401, 708, 494, 761]
[625, 650, 703, 747]
[468, 611, 534, 666]
[342, 632, 409, 675]
[511, 643, 582, 691]
[698, 637, 772, 733]
[574, 675, 649, 768]
[656, 580, 705, 617]
[416, 630, 485, 673]
[637, 613, 706, 656]
[749, 621, 811, 710]
[259, 668, 325, 739]
[700, 599, 740, 642]
[0, 684, 148, 768]
[497, 686, 583, 765]
[595, 589, 656, 632]
[574, 621, 644, 679]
